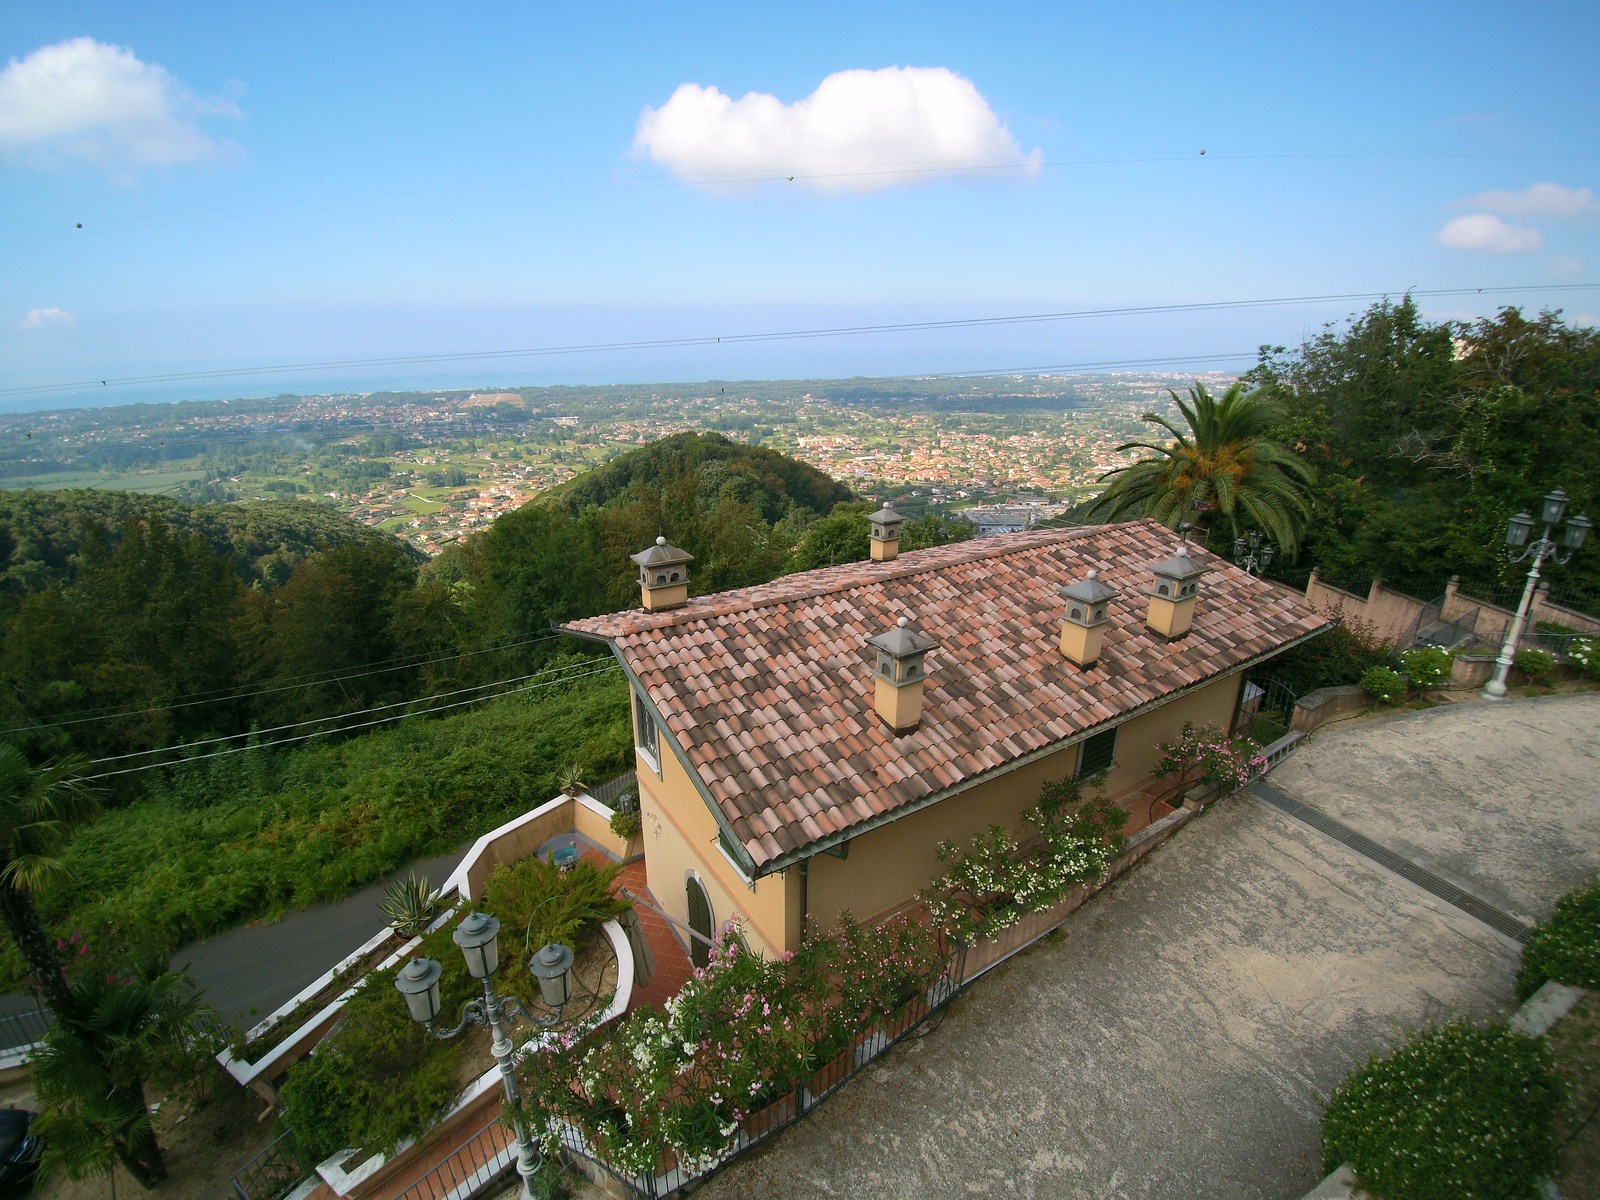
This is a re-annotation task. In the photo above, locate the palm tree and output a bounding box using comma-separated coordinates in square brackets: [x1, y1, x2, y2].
[1082, 381, 1316, 555]
[0, 744, 100, 1021]
[31, 960, 218, 1189]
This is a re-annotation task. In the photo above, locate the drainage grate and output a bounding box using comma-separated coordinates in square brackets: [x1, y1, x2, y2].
[1247, 780, 1532, 945]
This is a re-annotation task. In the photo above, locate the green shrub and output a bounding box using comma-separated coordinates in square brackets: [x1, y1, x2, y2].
[7, 677, 632, 989]
[1321, 1019, 1563, 1200]
[1263, 607, 1400, 695]
[479, 856, 629, 985]
[1359, 666, 1405, 706]
[1513, 648, 1556, 687]
[1517, 882, 1600, 1001]
[608, 810, 641, 840]
[279, 921, 476, 1162]
[1400, 646, 1453, 692]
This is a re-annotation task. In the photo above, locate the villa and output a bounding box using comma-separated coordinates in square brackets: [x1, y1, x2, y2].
[563, 512, 1331, 962]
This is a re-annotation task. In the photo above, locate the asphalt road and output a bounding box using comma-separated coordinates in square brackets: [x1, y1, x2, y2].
[2, 843, 470, 1038]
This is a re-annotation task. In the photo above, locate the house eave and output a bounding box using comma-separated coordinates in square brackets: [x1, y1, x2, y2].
[749, 617, 1335, 878]
[558, 623, 764, 880]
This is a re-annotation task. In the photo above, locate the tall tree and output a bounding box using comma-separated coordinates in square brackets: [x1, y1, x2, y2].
[32, 959, 218, 1189]
[0, 745, 100, 1020]
[1081, 381, 1316, 554]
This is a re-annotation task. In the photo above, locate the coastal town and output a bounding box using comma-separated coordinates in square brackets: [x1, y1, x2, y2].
[0, 372, 1234, 555]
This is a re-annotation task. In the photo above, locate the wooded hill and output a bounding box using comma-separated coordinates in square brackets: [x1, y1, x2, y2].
[1249, 302, 1600, 602]
[0, 434, 871, 775]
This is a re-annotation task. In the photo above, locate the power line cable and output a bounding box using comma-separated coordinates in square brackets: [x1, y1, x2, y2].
[76, 654, 615, 767]
[0, 628, 577, 735]
[6, 147, 1598, 248]
[73, 661, 623, 782]
[5, 283, 1592, 401]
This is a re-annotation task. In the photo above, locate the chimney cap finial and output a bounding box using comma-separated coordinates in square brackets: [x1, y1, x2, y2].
[656, 535, 666, 546]
[897, 615, 909, 628]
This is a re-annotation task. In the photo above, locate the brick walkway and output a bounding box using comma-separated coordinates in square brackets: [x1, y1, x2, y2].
[613, 859, 696, 1011]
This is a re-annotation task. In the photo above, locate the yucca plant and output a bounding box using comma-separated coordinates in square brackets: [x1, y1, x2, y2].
[378, 871, 438, 937]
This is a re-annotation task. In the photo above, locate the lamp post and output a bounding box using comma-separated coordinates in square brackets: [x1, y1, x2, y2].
[1482, 488, 1591, 701]
[395, 913, 575, 1200]
[1233, 530, 1275, 576]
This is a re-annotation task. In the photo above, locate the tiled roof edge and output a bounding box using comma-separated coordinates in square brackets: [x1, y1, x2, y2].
[749, 613, 1335, 876]
[567, 520, 1153, 636]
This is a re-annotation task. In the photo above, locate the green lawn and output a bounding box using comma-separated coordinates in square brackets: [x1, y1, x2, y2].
[0, 467, 207, 492]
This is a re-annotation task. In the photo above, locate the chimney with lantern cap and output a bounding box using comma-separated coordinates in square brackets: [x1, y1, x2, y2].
[866, 614, 937, 733]
[629, 536, 694, 612]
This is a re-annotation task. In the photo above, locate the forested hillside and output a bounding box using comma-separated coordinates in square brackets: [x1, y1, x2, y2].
[0, 433, 880, 982]
[1249, 302, 1600, 601]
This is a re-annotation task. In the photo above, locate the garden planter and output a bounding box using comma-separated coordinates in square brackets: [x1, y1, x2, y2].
[741, 1087, 799, 1139]
[805, 1048, 852, 1100]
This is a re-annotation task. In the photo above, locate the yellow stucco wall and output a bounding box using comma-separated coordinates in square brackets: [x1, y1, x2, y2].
[635, 740, 797, 960]
[633, 669, 1243, 957]
[806, 672, 1243, 930]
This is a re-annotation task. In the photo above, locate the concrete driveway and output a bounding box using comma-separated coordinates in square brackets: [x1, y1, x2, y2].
[1267, 692, 1600, 925]
[694, 694, 1600, 1199]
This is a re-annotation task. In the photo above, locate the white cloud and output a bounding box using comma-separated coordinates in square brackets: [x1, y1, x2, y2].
[1436, 214, 1543, 254]
[1548, 255, 1584, 277]
[632, 66, 1040, 192]
[19, 307, 77, 329]
[0, 37, 240, 170]
[1461, 182, 1596, 218]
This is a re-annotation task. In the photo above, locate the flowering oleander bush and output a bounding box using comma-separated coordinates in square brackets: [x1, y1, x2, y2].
[1516, 882, 1600, 1002]
[1566, 636, 1597, 677]
[515, 913, 947, 1180]
[921, 774, 1127, 944]
[1400, 646, 1454, 693]
[1321, 1019, 1562, 1200]
[1360, 665, 1406, 706]
[1150, 721, 1268, 800]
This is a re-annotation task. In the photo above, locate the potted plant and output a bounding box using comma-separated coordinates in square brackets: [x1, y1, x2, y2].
[559, 762, 588, 797]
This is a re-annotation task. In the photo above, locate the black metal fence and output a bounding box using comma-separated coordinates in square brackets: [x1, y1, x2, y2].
[0, 1002, 51, 1055]
[550, 954, 965, 1199]
[392, 1116, 517, 1200]
[229, 1128, 309, 1200]
[590, 769, 638, 812]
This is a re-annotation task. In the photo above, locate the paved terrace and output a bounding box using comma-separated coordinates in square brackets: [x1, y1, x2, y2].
[692, 692, 1598, 1200]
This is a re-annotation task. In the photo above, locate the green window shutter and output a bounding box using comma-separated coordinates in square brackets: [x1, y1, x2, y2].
[1077, 726, 1117, 777]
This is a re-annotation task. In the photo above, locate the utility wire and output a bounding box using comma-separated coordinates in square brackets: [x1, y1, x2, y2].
[78, 654, 614, 767]
[4, 284, 1593, 401]
[0, 628, 578, 735]
[73, 660, 623, 782]
[7, 147, 1598, 248]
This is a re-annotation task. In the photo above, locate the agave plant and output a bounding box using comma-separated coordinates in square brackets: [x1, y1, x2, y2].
[558, 763, 588, 797]
[378, 871, 438, 937]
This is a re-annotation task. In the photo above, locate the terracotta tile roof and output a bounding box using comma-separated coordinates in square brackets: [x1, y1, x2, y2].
[564, 520, 1331, 874]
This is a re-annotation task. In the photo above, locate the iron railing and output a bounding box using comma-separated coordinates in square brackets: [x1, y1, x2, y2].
[0, 1003, 51, 1054]
[230, 1128, 309, 1200]
[590, 769, 638, 812]
[1311, 569, 1374, 599]
[548, 953, 965, 1199]
[392, 1117, 517, 1200]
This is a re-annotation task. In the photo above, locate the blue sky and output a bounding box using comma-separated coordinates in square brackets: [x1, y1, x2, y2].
[2, 1, 1597, 410]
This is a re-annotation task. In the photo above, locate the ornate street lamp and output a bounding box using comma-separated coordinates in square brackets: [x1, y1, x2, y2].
[1482, 489, 1591, 700]
[1233, 530, 1275, 576]
[395, 913, 575, 1200]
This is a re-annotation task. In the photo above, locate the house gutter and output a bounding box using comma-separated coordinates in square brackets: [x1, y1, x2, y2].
[755, 618, 1336, 878]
